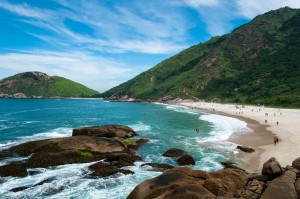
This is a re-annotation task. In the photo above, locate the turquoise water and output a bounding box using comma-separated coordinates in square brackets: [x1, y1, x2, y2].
[0, 99, 250, 198]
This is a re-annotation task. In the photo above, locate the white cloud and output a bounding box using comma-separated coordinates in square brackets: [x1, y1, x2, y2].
[237, 0, 300, 19]
[184, 0, 220, 8]
[0, 51, 146, 92]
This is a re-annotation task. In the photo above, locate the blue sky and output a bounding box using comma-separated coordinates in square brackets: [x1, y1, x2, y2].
[0, 0, 299, 92]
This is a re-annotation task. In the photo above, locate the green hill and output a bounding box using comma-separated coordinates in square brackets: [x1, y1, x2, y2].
[102, 7, 300, 107]
[0, 71, 100, 98]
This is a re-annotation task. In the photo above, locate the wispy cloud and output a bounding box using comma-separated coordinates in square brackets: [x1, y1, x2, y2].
[182, 0, 300, 36]
[0, 0, 190, 54]
[0, 50, 145, 92]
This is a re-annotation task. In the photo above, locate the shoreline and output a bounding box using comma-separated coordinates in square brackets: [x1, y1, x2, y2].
[180, 102, 300, 172]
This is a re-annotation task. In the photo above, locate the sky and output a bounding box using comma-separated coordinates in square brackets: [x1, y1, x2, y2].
[0, 0, 299, 92]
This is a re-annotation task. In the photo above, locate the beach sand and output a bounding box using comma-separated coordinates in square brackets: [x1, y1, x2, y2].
[180, 102, 300, 172]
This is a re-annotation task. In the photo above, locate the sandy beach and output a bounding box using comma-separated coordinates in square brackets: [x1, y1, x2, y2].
[180, 102, 300, 172]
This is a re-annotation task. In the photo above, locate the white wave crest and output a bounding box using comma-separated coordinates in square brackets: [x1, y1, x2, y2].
[199, 114, 252, 142]
[129, 122, 151, 132]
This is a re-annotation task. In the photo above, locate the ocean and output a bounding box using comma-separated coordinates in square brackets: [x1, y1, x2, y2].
[0, 99, 251, 198]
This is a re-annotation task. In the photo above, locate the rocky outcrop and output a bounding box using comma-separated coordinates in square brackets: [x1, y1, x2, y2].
[127, 157, 300, 199]
[141, 163, 175, 172]
[72, 125, 137, 138]
[127, 167, 248, 199]
[16, 71, 51, 81]
[163, 148, 185, 157]
[0, 125, 146, 178]
[237, 145, 255, 153]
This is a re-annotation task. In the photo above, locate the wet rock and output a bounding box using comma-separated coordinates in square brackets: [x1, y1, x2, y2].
[127, 167, 248, 199]
[141, 163, 175, 172]
[262, 157, 283, 179]
[0, 162, 28, 177]
[105, 153, 142, 168]
[163, 148, 185, 157]
[10, 186, 30, 192]
[237, 145, 255, 153]
[177, 154, 195, 166]
[88, 162, 133, 177]
[72, 125, 137, 138]
[292, 157, 300, 170]
[260, 170, 297, 199]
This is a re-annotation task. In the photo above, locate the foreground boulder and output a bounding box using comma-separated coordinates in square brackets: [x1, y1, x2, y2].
[292, 157, 300, 170]
[127, 167, 248, 199]
[262, 157, 283, 179]
[72, 125, 137, 138]
[0, 162, 28, 177]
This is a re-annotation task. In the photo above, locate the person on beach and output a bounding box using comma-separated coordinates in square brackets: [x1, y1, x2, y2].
[274, 136, 279, 145]
[277, 121, 279, 126]
[265, 119, 267, 124]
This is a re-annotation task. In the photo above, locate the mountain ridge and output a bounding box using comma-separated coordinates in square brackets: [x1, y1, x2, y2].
[102, 7, 300, 107]
[0, 71, 100, 98]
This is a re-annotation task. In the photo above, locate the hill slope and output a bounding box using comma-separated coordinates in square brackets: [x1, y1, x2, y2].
[102, 7, 300, 107]
[0, 72, 100, 98]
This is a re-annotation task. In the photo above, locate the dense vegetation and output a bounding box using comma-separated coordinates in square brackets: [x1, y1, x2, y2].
[102, 7, 300, 107]
[0, 72, 100, 98]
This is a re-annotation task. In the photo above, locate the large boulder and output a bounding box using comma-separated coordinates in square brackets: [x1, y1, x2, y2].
[262, 157, 283, 179]
[177, 154, 195, 166]
[240, 179, 265, 199]
[163, 148, 185, 157]
[292, 157, 300, 170]
[88, 162, 133, 177]
[260, 170, 297, 199]
[127, 167, 248, 199]
[72, 125, 137, 138]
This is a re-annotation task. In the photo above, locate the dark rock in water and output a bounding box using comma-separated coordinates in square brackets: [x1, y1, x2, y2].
[88, 162, 133, 177]
[105, 153, 142, 168]
[237, 145, 255, 153]
[72, 125, 137, 138]
[292, 157, 300, 170]
[10, 186, 30, 192]
[177, 154, 195, 166]
[262, 157, 283, 179]
[260, 170, 297, 199]
[10, 177, 56, 192]
[163, 148, 185, 157]
[0, 162, 28, 177]
[127, 167, 248, 199]
[141, 163, 175, 172]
